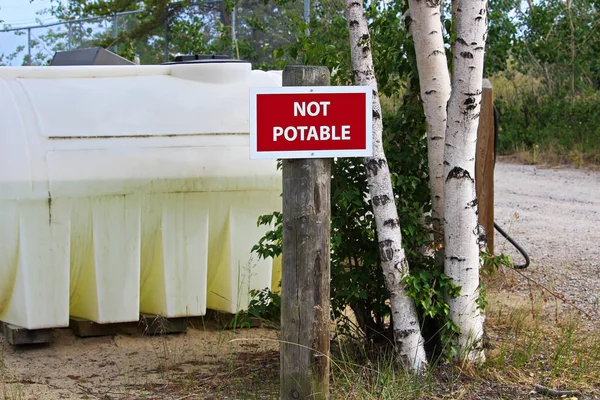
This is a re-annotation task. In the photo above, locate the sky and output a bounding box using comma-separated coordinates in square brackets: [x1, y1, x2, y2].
[0, 0, 57, 27]
[0, 0, 60, 64]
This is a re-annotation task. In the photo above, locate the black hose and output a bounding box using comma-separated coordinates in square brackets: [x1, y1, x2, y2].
[493, 222, 530, 269]
[492, 104, 530, 269]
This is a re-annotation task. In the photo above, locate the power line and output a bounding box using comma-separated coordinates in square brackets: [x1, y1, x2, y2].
[0, 9, 143, 33]
[0, 0, 51, 9]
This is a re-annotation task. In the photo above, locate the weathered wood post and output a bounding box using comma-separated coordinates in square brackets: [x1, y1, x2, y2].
[280, 65, 331, 400]
[475, 79, 495, 254]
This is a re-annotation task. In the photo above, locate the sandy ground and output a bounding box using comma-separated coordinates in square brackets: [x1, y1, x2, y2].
[1, 321, 280, 399]
[1, 161, 599, 400]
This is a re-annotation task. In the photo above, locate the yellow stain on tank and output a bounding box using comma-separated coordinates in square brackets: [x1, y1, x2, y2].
[0, 202, 19, 319]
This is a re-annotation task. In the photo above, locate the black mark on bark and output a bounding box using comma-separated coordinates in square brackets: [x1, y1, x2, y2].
[396, 329, 416, 339]
[379, 239, 395, 262]
[460, 51, 474, 59]
[383, 218, 399, 228]
[446, 166, 473, 183]
[425, 89, 437, 95]
[372, 195, 391, 207]
[365, 158, 387, 176]
[404, 16, 412, 31]
[449, 256, 466, 262]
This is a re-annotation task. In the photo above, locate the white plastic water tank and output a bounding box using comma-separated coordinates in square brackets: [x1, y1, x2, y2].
[0, 62, 283, 330]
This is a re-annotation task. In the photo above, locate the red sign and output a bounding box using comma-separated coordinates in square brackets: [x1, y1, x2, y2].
[250, 86, 372, 159]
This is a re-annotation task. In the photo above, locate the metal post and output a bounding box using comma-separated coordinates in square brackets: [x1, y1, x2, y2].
[112, 14, 118, 53]
[231, 6, 238, 59]
[164, 8, 169, 63]
[67, 22, 72, 50]
[280, 65, 331, 400]
[27, 28, 31, 65]
[304, 0, 310, 35]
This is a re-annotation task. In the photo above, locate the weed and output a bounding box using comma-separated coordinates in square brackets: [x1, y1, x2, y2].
[0, 345, 23, 400]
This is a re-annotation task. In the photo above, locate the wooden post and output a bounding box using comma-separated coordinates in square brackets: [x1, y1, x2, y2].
[280, 65, 331, 400]
[475, 79, 495, 254]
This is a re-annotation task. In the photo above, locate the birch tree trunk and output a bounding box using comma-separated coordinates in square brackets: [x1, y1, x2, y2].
[407, 0, 451, 266]
[443, 0, 488, 363]
[345, 0, 428, 372]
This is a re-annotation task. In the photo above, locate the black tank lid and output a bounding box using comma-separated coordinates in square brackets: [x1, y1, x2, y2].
[163, 54, 248, 64]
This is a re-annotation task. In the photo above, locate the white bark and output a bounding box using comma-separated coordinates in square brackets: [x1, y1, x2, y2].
[345, 0, 428, 372]
[407, 0, 452, 265]
[443, 0, 488, 362]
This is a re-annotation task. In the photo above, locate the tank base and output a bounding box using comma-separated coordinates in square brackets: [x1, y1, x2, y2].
[139, 314, 188, 335]
[1, 322, 54, 345]
[68, 317, 138, 338]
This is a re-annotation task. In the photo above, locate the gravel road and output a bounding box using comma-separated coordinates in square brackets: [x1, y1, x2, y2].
[493, 161, 600, 321]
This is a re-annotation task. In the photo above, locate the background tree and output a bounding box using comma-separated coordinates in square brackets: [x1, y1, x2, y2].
[45, 0, 304, 66]
[493, 0, 600, 164]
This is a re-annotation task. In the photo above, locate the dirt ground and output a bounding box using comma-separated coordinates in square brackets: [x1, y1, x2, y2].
[1, 161, 599, 399]
[1, 320, 281, 399]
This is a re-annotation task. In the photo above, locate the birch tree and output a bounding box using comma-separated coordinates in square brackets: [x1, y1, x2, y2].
[443, 0, 488, 362]
[345, 0, 428, 372]
[407, 0, 452, 266]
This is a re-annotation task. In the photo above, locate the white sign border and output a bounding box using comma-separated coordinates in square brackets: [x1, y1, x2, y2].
[249, 85, 373, 160]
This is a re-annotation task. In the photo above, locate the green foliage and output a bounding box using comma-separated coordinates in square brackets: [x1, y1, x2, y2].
[488, 0, 600, 164]
[247, 287, 281, 322]
[402, 269, 459, 320]
[41, 0, 305, 66]
[484, 0, 518, 76]
[251, 212, 282, 260]
[495, 87, 600, 163]
[251, 0, 464, 358]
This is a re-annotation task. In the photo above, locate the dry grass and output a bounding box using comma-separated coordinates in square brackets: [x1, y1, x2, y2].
[498, 150, 600, 170]
[144, 272, 600, 400]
